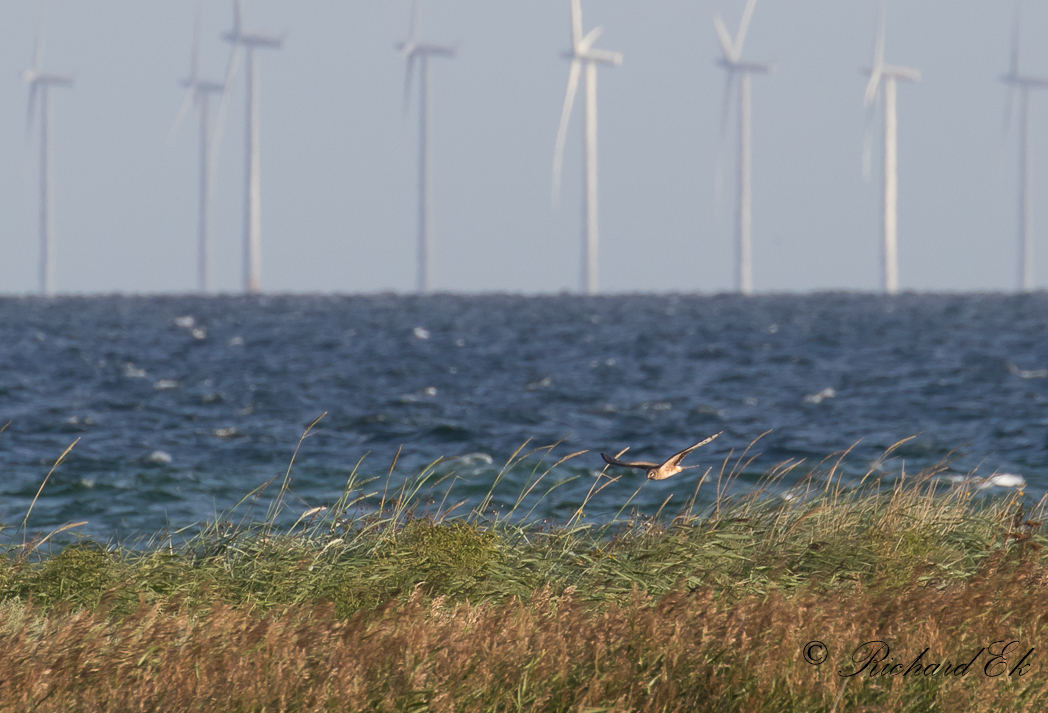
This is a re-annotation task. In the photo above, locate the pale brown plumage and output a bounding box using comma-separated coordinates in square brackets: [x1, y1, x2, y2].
[601, 432, 722, 480]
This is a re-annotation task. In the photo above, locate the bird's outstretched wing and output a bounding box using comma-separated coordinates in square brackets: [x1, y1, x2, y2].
[601, 453, 659, 470]
[663, 432, 723, 468]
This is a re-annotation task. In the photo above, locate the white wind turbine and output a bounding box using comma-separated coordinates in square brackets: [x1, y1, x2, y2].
[219, 0, 283, 294]
[552, 0, 623, 296]
[22, 22, 72, 297]
[397, 0, 455, 295]
[862, 3, 919, 295]
[714, 0, 772, 295]
[1001, 4, 1048, 292]
[172, 16, 227, 293]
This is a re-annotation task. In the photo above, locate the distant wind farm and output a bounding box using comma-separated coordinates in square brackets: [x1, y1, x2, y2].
[21, 20, 72, 298]
[552, 0, 623, 296]
[1001, 3, 1048, 293]
[397, 0, 455, 296]
[4, 0, 1047, 295]
[171, 14, 226, 294]
[220, 0, 282, 295]
[713, 0, 771, 295]
[862, 1, 920, 297]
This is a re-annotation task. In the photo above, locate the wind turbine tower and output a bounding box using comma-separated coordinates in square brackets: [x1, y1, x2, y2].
[173, 18, 226, 293]
[552, 0, 623, 295]
[22, 25, 72, 297]
[397, 0, 455, 295]
[1001, 6, 1048, 292]
[222, 0, 282, 294]
[714, 0, 772, 295]
[863, 4, 919, 295]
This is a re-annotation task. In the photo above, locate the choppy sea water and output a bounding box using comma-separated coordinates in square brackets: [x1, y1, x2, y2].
[1, 293, 1046, 539]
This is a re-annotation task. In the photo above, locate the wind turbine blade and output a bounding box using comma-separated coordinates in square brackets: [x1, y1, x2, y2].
[213, 42, 241, 133]
[168, 12, 202, 145]
[223, 40, 242, 89]
[191, 11, 201, 81]
[713, 15, 735, 61]
[862, 2, 884, 179]
[403, 54, 416, 113]
[863, 58, 880, 107]
[26, 83, 38, 138]
[552, 58, 582, 206]
[734, 0, 759, 57]
[862, 100, 876, 180]
[715, 72, 735, 202]
[585, 48, 623, 65]
[169, 86, 196, 144]
[717, 72, 734, 156]
[571, 0, 583, 49]
[1001, 86, 1016, 143]
[863, 70, 881, 106]
[410, 0, 422, 42]
[873, 1, 886, 68]
[209, 44, 241, 192]
[1010, 0, 1021, 76]
[232, 0, 242, 37]
[33, 19, 44, 71]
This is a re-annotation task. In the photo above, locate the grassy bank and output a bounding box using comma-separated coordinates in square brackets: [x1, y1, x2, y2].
[2, 440, 1047, 712]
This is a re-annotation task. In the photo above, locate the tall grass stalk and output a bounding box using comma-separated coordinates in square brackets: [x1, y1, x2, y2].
[263, 412, 326, 536]
[20, 437, 79, 542]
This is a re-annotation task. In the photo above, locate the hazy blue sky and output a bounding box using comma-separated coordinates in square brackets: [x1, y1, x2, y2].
[0, 1, 1044, 294]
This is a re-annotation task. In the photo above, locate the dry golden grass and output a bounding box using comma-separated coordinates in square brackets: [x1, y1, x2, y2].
[1, 558, 1046, 712]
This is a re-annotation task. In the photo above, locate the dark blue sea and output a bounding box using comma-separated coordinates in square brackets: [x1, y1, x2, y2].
[2, 293, 1046, 540]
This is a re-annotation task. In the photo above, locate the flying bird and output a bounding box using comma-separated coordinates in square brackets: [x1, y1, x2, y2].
[601, 433, 722, 480]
